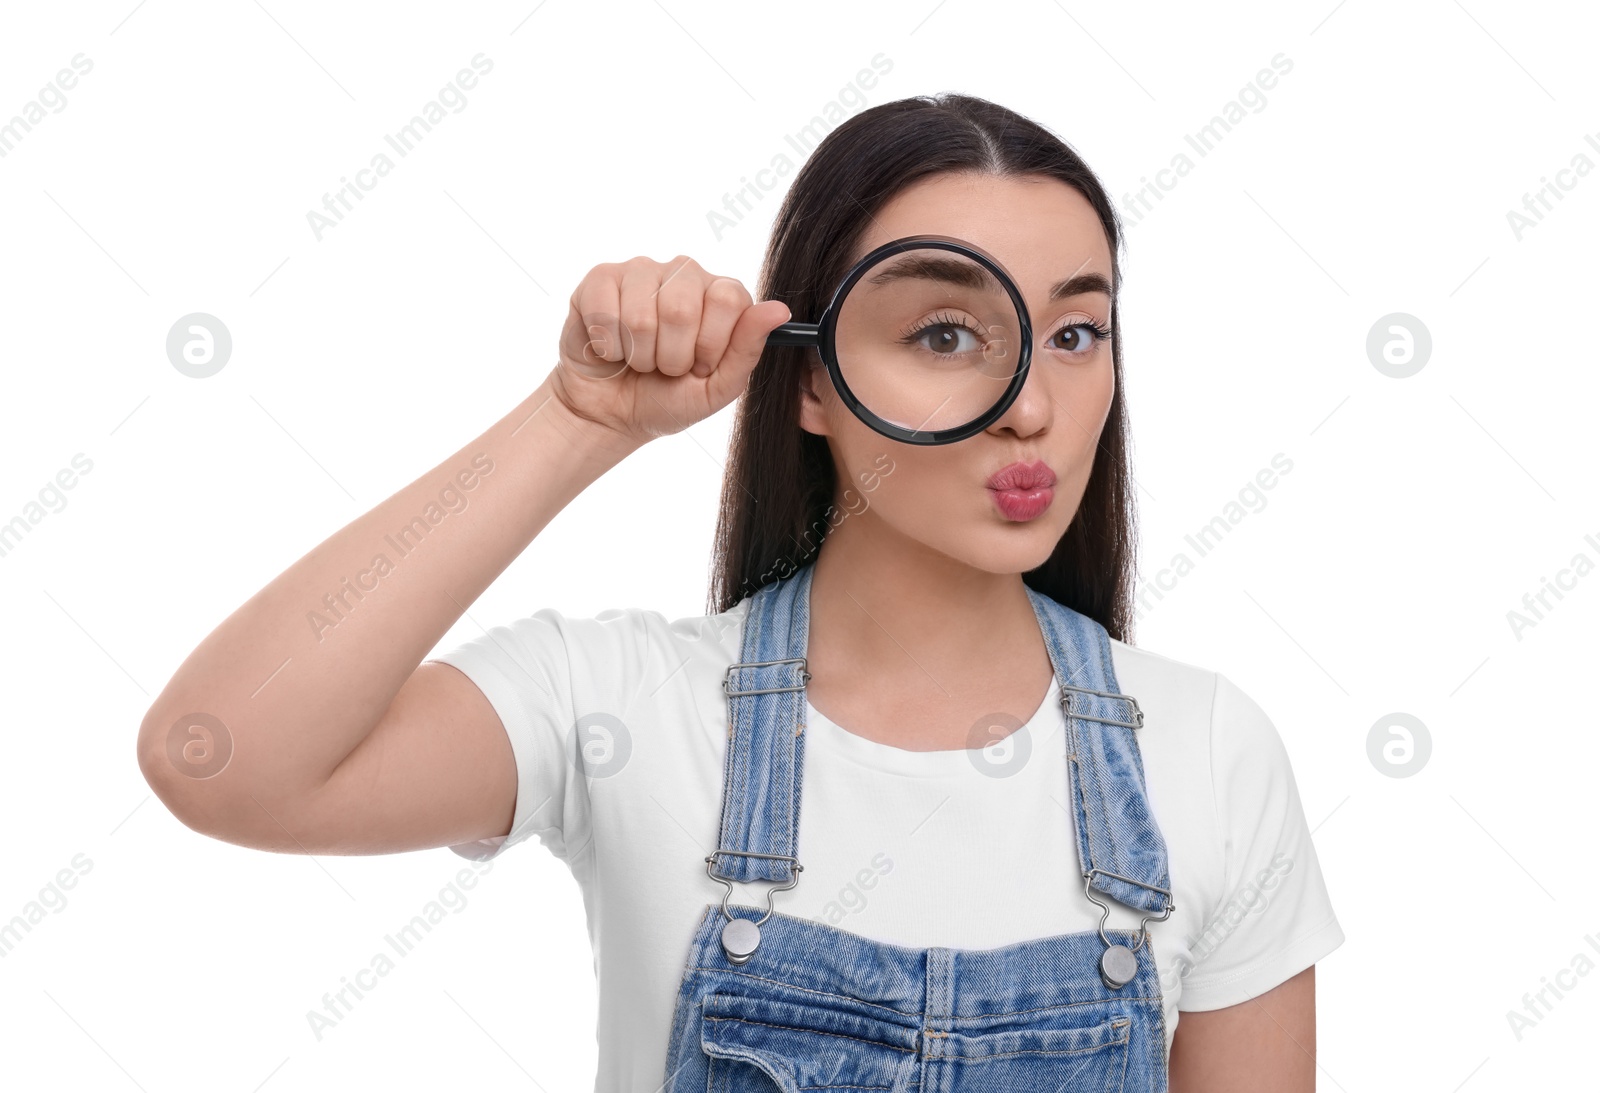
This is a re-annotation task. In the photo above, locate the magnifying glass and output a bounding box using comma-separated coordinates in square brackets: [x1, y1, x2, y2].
[766, 235, 1034, 446]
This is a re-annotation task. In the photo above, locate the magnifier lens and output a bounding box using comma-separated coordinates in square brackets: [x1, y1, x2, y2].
[834, 246, 1024, 435]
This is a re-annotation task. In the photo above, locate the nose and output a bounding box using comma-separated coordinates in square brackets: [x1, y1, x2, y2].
[984, 350, 1053, 439]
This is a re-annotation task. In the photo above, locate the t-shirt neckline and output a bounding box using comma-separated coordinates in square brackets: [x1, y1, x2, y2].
[803, 676, 1062, 778]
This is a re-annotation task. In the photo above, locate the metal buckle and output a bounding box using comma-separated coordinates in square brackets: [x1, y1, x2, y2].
[1059, 684, 1145, 729]
[1080, 868, 1174, 953]
[704, 849, 803, 927]
[723, 657, 812, 697]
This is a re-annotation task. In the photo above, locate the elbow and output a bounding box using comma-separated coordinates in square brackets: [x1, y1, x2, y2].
[137, 712, 217, 838]
[136, 708, 313, 852]
[137, 707, 247, 842]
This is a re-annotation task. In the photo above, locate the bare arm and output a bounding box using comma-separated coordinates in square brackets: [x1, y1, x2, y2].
[1169, 965, 1318, 1092]
[135, 378, 639, 854]
[135, 256, 790, 856]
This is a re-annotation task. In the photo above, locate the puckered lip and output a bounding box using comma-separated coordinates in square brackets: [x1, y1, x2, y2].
[985, 459, 1056, 491]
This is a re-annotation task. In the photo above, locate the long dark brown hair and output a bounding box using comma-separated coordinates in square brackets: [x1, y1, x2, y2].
[708, 92, 1139, 644]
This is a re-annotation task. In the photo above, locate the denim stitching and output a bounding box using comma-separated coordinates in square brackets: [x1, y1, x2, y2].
[676, 567, 1172, 1091]
[704, 1013, 916, 1054]
[687, 965, 1163, 1020]
[939, 1026, 1130, 1062]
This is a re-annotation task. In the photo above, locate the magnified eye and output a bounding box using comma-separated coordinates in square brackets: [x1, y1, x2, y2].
[900, 312, 987, 356]
[917, 323, 981, 354]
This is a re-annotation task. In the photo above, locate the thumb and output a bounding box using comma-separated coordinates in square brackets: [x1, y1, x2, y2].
[704, 299, 791, 408]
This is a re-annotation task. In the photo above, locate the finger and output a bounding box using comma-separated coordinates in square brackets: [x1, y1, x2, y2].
[705, 299, 791, 408]
[692, 277, 751, 378]
[618, 260, 661, 373]
[652, 257, 704, 378]
[566, 266, 623, 369]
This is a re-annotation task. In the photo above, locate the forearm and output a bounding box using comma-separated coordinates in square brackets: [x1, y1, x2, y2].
[136, 376, 640, 814]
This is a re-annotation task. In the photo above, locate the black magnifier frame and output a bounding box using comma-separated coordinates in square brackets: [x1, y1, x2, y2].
[765, 234, 1035, 446]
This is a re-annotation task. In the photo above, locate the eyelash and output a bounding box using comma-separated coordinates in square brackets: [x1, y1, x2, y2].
[898, 313, 1113, 355]
[1051, 318, 1113, 353]
[896, 311, 979, 351]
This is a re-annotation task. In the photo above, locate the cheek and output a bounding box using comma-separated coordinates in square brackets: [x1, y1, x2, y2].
[1054, 358, 1116, 446]
[838, 441, 970, 526]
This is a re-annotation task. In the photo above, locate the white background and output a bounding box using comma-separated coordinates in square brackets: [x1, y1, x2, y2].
[1, 0, 1595, 1089]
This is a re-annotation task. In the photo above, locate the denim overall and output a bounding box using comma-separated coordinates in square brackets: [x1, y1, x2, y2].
[661, 560, 1175, 1091]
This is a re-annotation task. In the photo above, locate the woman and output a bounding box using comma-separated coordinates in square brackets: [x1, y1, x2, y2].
[138, 93, 1343, 1090]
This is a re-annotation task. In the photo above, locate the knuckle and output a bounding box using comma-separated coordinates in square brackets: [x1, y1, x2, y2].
[620, 307, 654, 337]
[704, 277, 747, 309]
[656, 296, 697, 326]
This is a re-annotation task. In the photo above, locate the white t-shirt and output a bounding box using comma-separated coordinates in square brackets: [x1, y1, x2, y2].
[427, 595, 1344, 1089]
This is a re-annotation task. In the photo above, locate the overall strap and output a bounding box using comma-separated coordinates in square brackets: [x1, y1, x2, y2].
[706, 560, 1174, 922]
[707, 562, 814, 885]
[1026, 586, 1175, 916]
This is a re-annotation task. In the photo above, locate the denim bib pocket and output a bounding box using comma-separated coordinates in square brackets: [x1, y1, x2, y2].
[935, 1012, 1133, 1090]
[700, 990, 918, 1092]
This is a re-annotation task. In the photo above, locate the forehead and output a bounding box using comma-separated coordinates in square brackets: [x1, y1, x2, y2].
[848, 172, 1112, 303]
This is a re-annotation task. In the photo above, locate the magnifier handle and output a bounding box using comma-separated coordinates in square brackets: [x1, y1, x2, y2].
[766, 321, 820, 347]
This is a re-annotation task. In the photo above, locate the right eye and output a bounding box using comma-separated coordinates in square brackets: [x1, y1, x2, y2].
[900, 313, 987, 356]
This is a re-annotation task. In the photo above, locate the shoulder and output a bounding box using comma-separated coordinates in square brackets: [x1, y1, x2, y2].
[1108, 638, 1295, 773]
[611, 597, 748, 659]
[429, 597, 751, 712]
[1106, 637, 1221, 734]
[1104, 641, 1304, 830]
[552, 597, 751, 692]
[483, 597, 749, 655]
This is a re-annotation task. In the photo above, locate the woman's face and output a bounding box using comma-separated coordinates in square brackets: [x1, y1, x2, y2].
[799, 171, 1118, 576]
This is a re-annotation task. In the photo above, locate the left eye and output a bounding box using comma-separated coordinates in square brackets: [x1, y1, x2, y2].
[1050, 324, 1104, 353]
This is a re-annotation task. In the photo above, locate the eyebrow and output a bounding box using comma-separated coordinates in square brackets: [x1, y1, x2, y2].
[862, 255, 1113, 303]
[1047, 272, 1113, 303]
[864, 255, 1002, 293]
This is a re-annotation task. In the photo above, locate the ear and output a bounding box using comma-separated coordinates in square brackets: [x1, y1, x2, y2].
[797, 358, 832, 437]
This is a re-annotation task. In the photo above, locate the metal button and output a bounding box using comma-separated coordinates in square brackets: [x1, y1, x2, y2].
[720, 918, 761, 965]
[1100, 943, 1138, 989]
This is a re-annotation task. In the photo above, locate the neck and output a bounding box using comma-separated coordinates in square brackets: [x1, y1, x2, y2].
[806, 511, 1043, 702]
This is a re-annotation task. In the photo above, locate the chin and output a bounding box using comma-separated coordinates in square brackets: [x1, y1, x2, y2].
[945, 531, 1061, 576]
